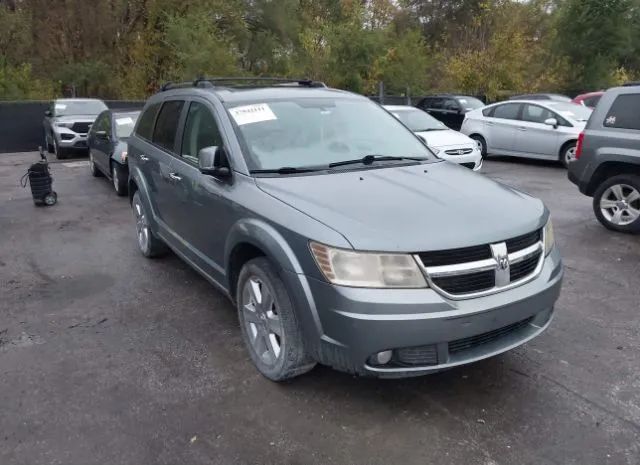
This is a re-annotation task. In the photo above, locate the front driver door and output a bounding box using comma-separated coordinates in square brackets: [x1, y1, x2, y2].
[515, 104, 560, 159]
[163, 99, 235, 285]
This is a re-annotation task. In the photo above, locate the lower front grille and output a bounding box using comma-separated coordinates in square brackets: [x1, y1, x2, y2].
[448, 317, 534, 354]
[460, 162, 476, 169]
[394, 344, 438, 366]
[432, 269, 495, 295]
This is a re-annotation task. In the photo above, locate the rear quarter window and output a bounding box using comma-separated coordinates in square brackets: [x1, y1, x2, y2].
[152, 101, 185, 152]
[135, 102, 161, 140]
[482, 107, 495, 117]
[604, 94, 640, 130]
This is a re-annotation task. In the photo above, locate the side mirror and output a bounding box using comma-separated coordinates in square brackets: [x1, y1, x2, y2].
[198, 146, 231, 179]
[96, 130, 109, 139]
[544, 118, 558, 128]
[44, 110, 52, 117]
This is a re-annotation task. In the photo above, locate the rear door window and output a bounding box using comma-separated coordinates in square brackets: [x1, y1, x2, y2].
[136, 102, 161, 141]
[492, 103, 522, 120]
[443, 99, 460, 111]
[152, 101, 185, 152]
[604, 94, 640, 130]
[429, 98, 444, 110]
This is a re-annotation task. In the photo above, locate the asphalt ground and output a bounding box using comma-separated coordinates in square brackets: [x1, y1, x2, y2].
[1, 151, 639, 465]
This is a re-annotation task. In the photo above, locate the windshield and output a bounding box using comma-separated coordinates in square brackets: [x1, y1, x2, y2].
[54, 100, 107, 117]
[547, 102, 592, 122]
[387, 108, 447, 131]
[114, 112, 139, 138]
[456, 96, 485, 111]
[226, 98, 435, 172]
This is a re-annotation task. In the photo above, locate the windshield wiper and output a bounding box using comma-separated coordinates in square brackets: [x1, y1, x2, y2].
[250, 166, 323, 175]
[415, 128, 445, 132]
[328, 154, 425, 168]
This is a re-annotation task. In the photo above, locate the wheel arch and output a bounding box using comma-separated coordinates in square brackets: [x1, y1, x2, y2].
[586, 161, 640, 196]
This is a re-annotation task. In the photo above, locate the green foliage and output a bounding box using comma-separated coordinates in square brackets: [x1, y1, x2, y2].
[1, 0, 639, 100]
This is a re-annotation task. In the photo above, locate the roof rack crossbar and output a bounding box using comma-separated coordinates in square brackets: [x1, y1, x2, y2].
[160, 77, 326, 92]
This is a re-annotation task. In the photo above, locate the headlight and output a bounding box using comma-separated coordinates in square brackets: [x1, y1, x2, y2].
[544, 218, 555, 255]
[310, 242, 428, 288]
[55, 122, 73, 128]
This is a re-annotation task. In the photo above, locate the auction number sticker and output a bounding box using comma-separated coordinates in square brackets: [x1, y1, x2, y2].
[116, 117, 134, 125]
[55, 103, 67, 110]
[229, 103, 277, 126]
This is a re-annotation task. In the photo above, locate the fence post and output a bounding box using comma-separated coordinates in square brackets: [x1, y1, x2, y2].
[406, 86, 411, 106]
[378, 81, 384, 104]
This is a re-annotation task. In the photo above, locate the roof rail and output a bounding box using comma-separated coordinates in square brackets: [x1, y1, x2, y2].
[160, 77, 326, 92]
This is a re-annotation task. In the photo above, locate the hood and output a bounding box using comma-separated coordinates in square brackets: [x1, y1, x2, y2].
[416, 129, 474, 148]
[54, 115, 98, 123]
[256, 162, 546, 252]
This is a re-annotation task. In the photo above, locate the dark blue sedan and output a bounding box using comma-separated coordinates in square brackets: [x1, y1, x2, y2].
[87, 109, 140, 196]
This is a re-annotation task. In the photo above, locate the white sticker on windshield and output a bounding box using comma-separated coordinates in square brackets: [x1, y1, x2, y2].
[229, 103, 277, 125]
[459, 99, 468, 104]
[55, 103, 67, 110]
[116, 117, 134, 125]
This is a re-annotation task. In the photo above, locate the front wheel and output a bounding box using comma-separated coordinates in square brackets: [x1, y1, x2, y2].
[53, 139, 66, 160]
[89, 152, 102, 177]
[237, 257, 315, 381]
[470, 134, 487, 158]
[593, 175, 640, 234]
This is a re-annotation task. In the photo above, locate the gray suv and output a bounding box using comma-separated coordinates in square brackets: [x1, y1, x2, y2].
[43, 98, 108, 159]
[568, 86, 640, 233]
[127, 78, 563, 381]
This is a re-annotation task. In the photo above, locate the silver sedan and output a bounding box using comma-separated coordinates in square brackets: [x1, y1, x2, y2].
[460, 100, 592, 168]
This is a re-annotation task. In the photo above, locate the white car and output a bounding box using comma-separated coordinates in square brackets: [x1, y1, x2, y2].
[460, 100, 592, 168]
[385, 105, 482, 171]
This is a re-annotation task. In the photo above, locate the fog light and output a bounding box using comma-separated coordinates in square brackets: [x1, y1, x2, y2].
[374, 350, 392, 365]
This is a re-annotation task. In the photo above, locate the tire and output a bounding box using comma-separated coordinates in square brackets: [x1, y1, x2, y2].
[237, 257, 315, 381]
[592, 175, 640, 234]
[53, 139, 66, 160]
[470, 134, 488, 158]
[45, 131, 54, 153]
[131, 191, 168, 257]
[111, 162, 128, 196]
[560, 142, 577, 168]
[89, 152, 102, 177]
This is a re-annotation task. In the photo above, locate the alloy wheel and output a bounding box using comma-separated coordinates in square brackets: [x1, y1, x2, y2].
[564, 146, 577, 165]
[133, 197, 150, 252]
[600, 184, 640, 226]
[112, 165, 119, 191]
[241, 277, 284, 367]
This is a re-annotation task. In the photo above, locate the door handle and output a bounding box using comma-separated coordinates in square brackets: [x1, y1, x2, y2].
[139, 155, 149, 162]
[168, 172, 182, 181]
[517, 127, 527, 131]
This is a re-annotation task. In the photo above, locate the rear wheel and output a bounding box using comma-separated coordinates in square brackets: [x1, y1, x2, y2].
[593, 175, 640, 234]
[470, 134, 487, 158]
[112, 162, 128, 196]
[132, 191, 168, 257]
[237, 257, 315, 381]
[560, 142, 577, 168]
[89, 152, 102, 177]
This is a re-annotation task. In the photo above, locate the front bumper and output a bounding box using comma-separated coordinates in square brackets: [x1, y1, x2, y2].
[55, 129, 89, 150]
[286, 246, 562, 377]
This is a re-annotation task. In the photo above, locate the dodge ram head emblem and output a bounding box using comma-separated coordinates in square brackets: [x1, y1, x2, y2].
[497, 255, 509, 270]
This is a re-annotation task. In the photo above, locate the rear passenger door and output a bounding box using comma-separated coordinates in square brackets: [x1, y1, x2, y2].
[516, 103, 560, 158]
[442, 98, 463, 130]
[485, 103, 522, 153]
[132, 100, 185, 231]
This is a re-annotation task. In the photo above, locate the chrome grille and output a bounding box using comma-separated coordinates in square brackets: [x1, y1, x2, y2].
[444, 148, 473, 155]
[71, 122, 91, 133]
[415, 229, 544, 299]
